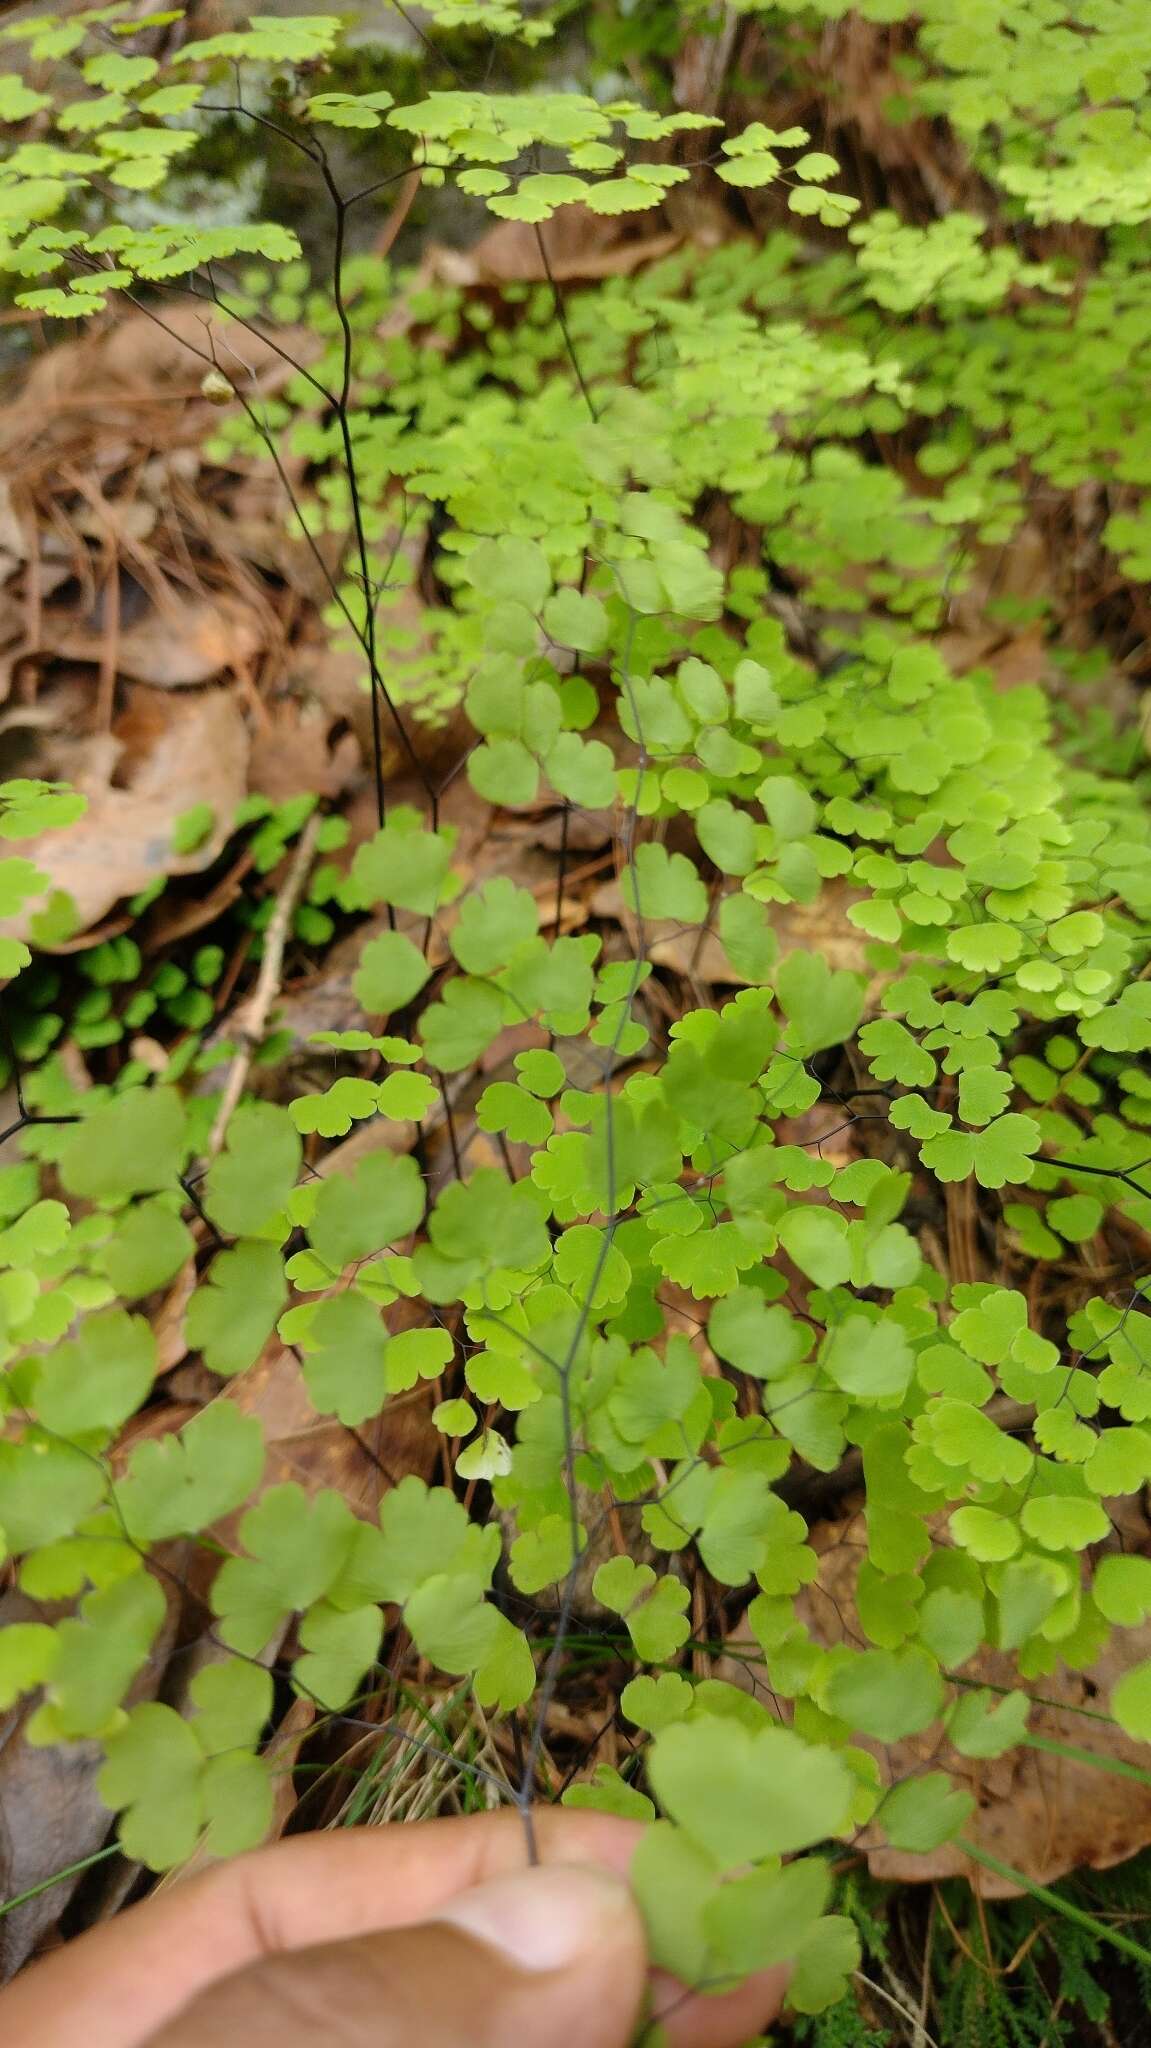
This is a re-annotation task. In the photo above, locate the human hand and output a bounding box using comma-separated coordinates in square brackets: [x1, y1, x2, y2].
[0, 1807, 790, 2048]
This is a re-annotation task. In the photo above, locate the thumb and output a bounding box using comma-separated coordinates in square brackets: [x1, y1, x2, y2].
[143, 1863, 648, 2048]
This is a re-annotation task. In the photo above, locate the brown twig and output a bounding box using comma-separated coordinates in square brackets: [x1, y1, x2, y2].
[373, 167, 423, 262]
[206, 810, 322, 1157]
[96, 543, 120, 733]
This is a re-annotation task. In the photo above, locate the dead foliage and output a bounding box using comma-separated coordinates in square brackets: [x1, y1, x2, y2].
[0, 303, 436, 956]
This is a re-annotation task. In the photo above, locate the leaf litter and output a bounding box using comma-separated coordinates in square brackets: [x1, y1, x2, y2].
[0, 304, 397, 956]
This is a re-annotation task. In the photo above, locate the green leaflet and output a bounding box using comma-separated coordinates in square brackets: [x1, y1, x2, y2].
[31, 1308, 155, 1438]
[821, 1315, 913, 1401]
[307, 1151, 425, 1269]
[29, 1571, 165, 1741]
[880, 1772, 974, 1851]
[0, 1438, 107, 1552]
[509, 1512, 585, 1594]
[211, 1485, 358, 1656]
[101, 1198, 192, 1299]
[372, 1476, 499, 1606]
[419, 978, 505, 1071]
[117, 1404, 265, 1541]
[562, 1762, 654, 1823]
[947, 1688, 1030, 1758]
[385, 1325, 454, 1393]
[1110, 1661, 1151, 1741]
[1094, 1554, 1151, 1626]
[348, 808, 456, 916]
[203, 1102, 301, 1237]
[300, 1292, 388, 1426]
[542, 587, 608, 653]
[775, 952, 864, 1057]
[630, 1822, 717, 1983]
[622, 843, 708, 925]
[290, 1075, 382, 1137]
[100, 1661, 274, 1869]
[429, 1168, 551, 1276]
[477, 1080, 553, 1145]
[648, 1712, 856, 1865]
[778, 1208, 851, 1288]
[823, 1647, 944, 1740]
[0, 1621, 57, 1709]
[704, 1855, 832, 1974]
[185, 1241, 286, 1377]
[451, 877, 539, 974]
[593, 1557, 691, 1661]
[295, 1602, 383, 1709]
[352, 931, 431, 1014]
[59, 1086, 187, 1200]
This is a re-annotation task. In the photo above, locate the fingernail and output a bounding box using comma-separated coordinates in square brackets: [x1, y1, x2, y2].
[437, 1863, 629, 1973]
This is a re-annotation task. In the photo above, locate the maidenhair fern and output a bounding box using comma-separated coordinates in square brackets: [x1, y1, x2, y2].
[2, 0, 1151, 2029]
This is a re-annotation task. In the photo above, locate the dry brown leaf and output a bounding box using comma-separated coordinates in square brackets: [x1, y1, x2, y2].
[140, 847, 255, 953]
[722, 1505, 1151, 1895]
[41, 583, 265, 690]
[0, 306, 297, 462]
[221, 1340, 438, 1517]
[422, 212, 681, 287]
[0, 687, 248, 948]
[148, 1259, 198, 1376]
[521, 805, 614, 855]
[261, 1694, 318, 1841]
[287, 630, 471, 793]
[287, 637, 380, 768]
[247, 701, 362, 803]
[113, 1400, 201, 1464]
[0, 1725, 112, 1979]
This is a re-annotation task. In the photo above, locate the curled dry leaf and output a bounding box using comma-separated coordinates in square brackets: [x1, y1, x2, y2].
[148, 1261, 199, 1376]
[0, 686, 248, 950]
[259, 1693, 318, 1842]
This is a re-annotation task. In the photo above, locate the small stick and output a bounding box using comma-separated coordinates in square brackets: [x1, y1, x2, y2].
[96, 547, 120, 734]
[855, 1972, 944, 2048]
[206, 810, 322, 1157]
[372, 167, 423, 260]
